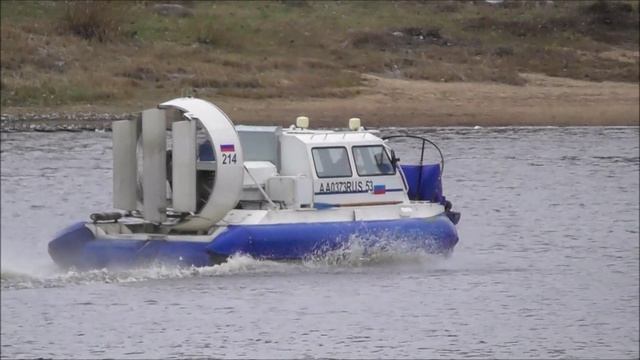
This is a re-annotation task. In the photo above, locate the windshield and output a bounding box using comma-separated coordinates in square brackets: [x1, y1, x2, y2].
[352, 145, 395, 176]
[312, 147, 353, 178]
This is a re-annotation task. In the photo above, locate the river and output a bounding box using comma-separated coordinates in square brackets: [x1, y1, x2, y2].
[1, 126, 638, 359]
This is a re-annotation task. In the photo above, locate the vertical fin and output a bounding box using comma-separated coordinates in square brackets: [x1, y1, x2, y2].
[112, 120, 138, 211]
[142, 109, 167, 223]
[171, 120, 197, 212]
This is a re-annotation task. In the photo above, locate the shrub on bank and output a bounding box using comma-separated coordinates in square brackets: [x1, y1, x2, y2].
[61, 1, 128, 42]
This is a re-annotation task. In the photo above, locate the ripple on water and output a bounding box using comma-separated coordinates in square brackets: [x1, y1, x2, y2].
[1, 127, 638, 359]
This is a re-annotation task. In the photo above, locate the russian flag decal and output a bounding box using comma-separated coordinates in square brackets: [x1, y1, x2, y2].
[373, 184, 386, 195]
[220, 144, 235, 152]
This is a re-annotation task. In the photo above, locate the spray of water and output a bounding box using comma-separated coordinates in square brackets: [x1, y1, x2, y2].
[1, 234, 454, 290]
[304, 232, 448, 268]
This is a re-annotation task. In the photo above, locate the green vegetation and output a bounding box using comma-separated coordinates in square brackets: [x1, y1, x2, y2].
[1, 0, 638, 108]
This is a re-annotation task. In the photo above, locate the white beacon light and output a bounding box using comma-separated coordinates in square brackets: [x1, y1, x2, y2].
[349, 117, 361, 131]
[296, 116, 309, 129]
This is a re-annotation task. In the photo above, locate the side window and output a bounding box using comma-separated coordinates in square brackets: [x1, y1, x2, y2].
[312, 147, 352, 178]
[352, 145, 395, 176]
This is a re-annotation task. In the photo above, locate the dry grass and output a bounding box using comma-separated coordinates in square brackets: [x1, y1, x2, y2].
[60, 1, 129, 42]
[1, 0, 638, 109]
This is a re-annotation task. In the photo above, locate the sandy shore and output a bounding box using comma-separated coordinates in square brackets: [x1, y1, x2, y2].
[1, 74, 638, 131]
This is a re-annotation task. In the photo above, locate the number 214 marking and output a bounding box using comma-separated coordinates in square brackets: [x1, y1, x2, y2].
[222, 153, 237, 164]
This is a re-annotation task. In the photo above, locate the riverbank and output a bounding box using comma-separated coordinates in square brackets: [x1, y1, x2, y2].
[2, 73, 638, 132]
[1, 1, 639, 130]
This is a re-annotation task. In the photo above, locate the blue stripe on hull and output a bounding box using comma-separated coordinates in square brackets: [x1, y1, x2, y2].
[48, 215, 459, 270]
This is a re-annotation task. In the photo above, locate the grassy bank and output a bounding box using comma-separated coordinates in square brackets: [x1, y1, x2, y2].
[1, 0, 639, 121]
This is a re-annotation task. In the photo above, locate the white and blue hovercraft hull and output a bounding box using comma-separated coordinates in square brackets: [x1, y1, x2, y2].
[49, 211, 459, 270]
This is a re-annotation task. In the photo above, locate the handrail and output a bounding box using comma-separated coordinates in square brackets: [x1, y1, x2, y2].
[243, 164, 278, 209]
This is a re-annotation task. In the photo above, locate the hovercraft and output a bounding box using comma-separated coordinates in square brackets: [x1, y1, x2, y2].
[48, 97, 460, 269]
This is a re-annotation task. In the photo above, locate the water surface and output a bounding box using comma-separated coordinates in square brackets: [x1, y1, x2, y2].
[1, 127, 638, 359]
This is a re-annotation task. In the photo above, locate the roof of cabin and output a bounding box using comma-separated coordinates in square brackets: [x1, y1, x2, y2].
[282, 130, 382, 145]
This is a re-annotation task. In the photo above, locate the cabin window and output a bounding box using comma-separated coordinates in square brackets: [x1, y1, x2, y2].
[352, 145, 395, 176]
[312, 147, 352, 178]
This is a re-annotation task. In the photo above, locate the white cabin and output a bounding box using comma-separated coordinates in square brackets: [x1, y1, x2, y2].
[238, 124, 407, 210]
